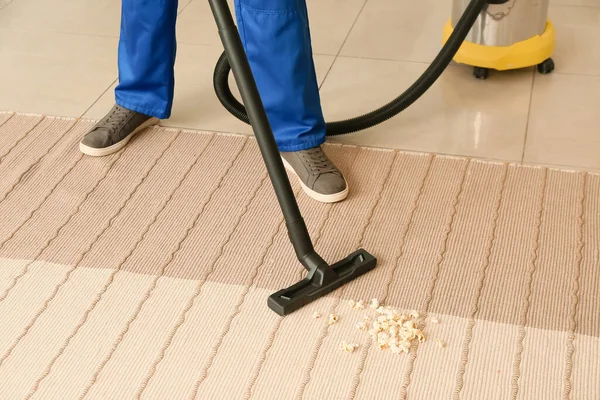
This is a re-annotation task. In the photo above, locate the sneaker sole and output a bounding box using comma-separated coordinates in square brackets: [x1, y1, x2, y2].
[281, 157, 349, 203]
[79, 117, 160, 157]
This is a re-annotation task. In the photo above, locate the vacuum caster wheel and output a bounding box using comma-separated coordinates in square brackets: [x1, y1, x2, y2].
[473, 67, 489, 80]
[537, 58, 555, 74]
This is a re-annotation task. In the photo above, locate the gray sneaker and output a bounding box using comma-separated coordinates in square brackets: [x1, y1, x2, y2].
[281, 146, 348, 203]
[79, 104, 159, 157]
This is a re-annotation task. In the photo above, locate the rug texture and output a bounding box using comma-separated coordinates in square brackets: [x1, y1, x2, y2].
[0, 112, 598, 400]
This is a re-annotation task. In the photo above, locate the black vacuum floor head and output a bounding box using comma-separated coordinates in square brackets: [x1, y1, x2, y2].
[268, 249, 377, 316]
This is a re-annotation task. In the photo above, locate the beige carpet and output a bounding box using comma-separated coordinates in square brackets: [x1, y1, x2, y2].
[0, 112, 598, 400]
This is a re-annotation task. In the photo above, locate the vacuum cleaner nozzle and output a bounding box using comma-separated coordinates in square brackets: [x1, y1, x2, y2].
[268, 249, 377, 316]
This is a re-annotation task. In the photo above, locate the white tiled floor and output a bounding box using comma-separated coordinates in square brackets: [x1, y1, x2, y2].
[0, 0, 599, 171]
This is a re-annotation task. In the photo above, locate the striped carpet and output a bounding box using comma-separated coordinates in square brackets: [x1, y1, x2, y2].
[0, 112, 598, 400]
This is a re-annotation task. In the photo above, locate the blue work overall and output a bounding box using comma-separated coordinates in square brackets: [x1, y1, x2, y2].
[115, 0, 326, 152]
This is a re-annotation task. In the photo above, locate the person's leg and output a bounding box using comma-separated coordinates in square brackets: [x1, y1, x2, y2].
[235, 0, 348, 202]
[80, 0, 178, 156]
[115, 0, 178, 119]
[235, 0, 324, 151]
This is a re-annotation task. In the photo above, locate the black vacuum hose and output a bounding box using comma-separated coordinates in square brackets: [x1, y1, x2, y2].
[214, 0, 487, 136]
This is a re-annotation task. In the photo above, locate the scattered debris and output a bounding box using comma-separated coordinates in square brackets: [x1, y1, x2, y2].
[364, 306, 426, 354]
[339, 342, 359, 353]
[334, 300, 439, 356]
[356, 321, 368, 331]
[328, 314, 339, 325]
[312, 312, 321, 319]
[370, 298, 380, 309]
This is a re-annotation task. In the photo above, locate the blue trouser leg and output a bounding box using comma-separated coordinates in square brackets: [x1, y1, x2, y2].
[115, 0, 178, 119]
[234, 0, 326, 151]
[116, 0, 326, 151]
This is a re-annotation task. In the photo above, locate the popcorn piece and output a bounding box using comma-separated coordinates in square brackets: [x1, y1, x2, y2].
[328, 314, 339, 325]
[431, 317, 440, 324]
[355, 300, 365, 310]
[339, 341, 359, 353]
[312, 312, 321, 319]
[416, 332, 425, 343]
[399, 342, 411, 354]
[404, 320, 417, 330]
[436, 339, 446, 348]
[356, 321, 368, 331]
[370, 299, 380, 309]
[349, 300, 356, 308]
[409, 310, 420, 319]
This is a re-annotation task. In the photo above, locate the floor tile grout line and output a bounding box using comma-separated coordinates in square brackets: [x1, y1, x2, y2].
[295, 150, 398, 400]
[0, 116, 45, 164]
[318, 0, 370, 89]
[563, 172, 587, 400]
[189, 183, 305, 399]
[521, 70, 536, 163]
[0, 118, 79, 205]
[0, 130, 182, 370]
[398, 158, 471, 400]
[80, 78, 118, 119]
[346, 154, 435, 400]
[177, 0, 195, 16]
[510, 167, 548, 400]
[75, 136, 249, 399]
[26, 132, 221, 399]
[0, 0, 13, 12]
[453, 162, 509, 400]
[134, 170, 270, 399]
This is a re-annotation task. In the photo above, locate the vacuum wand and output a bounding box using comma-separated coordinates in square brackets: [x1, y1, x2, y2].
[209, 0, 377, 316]
[208, 0, 316, 266]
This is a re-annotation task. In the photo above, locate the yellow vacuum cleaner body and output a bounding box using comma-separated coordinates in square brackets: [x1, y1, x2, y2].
[443, 0, 556, 79]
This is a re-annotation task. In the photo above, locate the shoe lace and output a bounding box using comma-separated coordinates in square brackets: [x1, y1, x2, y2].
[302, 147, 337, 174]
[98, 106, 130, 133]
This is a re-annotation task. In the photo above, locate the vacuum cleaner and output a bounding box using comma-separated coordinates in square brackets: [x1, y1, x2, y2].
[443, 0, 556, 80]
[208, 0, 554, 315]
